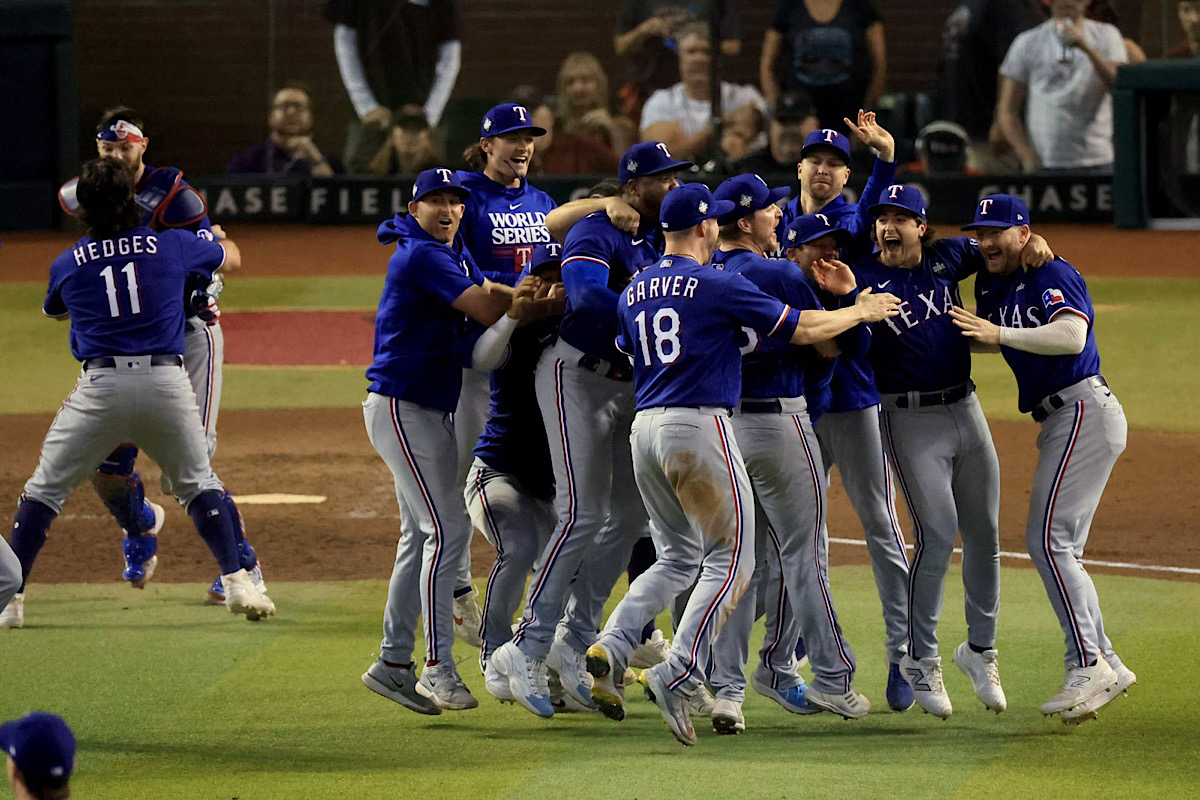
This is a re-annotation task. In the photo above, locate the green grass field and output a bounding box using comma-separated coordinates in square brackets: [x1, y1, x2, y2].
[4, 567, 1198, 798]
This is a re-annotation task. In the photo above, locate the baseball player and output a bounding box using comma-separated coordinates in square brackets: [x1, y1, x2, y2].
[951, 194, 1136, 724]
[448, 104, 560, 648]
[695, 175, 885, 731]
[0, 159, 273, 630]
[589, 184, 897, 745]
[58, 108, 269, 605]
[855, 184, 1051, 718]
[359, 168, 549, 715]
[486, 142, 690, 719]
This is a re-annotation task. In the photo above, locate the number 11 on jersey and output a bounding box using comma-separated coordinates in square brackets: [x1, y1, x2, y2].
[99, 261, 142, 317]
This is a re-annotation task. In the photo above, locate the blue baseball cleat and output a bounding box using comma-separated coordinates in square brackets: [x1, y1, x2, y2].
[205, 577, 225, 605]
[751, 674, 821, 715]
[887, 661, 916, 712]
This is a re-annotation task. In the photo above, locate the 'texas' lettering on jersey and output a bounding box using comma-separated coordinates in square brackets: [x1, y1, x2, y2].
[487, 211, 551, 245]
[882, 285, 960, 335]
[982, 284, 1050, 329]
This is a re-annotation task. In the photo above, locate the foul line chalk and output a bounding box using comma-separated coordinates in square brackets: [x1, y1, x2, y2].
[233, 494, 327, 505]
[829, 537, 1200, 576]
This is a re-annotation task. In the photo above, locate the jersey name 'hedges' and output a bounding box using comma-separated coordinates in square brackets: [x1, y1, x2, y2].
[73, 235, 159, 266]
[487, 212, 552, 245]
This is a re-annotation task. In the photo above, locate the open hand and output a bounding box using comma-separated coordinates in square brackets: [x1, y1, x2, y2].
[843, 109, 895, 162]
[812, 258, 857, 296]
[855, 286, 901, 322]
[949, 306, 1001, 345]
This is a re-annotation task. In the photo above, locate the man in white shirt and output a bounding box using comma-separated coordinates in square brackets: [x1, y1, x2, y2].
[995, 0, 1126, 173]
[640, 21, 767, 163]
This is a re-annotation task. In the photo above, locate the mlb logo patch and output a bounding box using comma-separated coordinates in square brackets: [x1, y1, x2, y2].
[1043, 288, 1065, 306]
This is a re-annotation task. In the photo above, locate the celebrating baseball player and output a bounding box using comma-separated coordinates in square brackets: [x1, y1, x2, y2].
[58, 107, 270, 607]
[359, 168, 552, 715]
[486, 142, 690, 719]
[951, 194, 1136, 724]
[1, 159, 273, 630]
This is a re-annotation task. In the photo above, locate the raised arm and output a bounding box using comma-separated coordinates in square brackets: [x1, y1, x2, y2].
[546, 197, 639, 241]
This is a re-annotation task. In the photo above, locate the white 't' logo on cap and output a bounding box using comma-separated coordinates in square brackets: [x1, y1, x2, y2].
[980, 198, 993, 214]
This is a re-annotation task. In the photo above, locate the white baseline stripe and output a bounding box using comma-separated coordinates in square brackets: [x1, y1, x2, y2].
[829, 537, 1200, 576]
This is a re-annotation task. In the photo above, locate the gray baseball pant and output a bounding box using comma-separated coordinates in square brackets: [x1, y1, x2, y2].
[1026, 378, 1127, 670]
[816, 405, 911, 664]
[0, 536, 22, 609]
[363, 393, 470, 668]
[454, 367, 492, 591]
[464, 458, 555, 666]
[880, 392, 1001, 660]
[597, 407, 755, 697]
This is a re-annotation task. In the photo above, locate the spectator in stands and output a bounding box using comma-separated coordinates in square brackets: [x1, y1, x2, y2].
[640, 21, 767, 162]
[326, 0, 461, 173]
[760, 0, 886, 129]
[935, 0, 1045, 169]
[614, 1, 742, 124]
[1084, 1, 1146, 62]
[365, 105, 441, 176]
[226, 84, 341, 176]
[995, 0, 1127, 174]
[531, 52, 634, 175]
[2, 711, 74, 800]
[732, 90, 820, 174]
[1170, 1, 1200, 57]
[897, 120, 982, 177]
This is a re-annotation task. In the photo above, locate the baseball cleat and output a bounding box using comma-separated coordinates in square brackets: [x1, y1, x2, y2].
[1040, 659, 1118, 716]
[1060, 677, 1123, 725]
[886, 662, 915, 712]
[638, 666, 697, 746]
[416, 663, 479, 711]
[750, 674, 820, 715]
[586, 642, 626, 721]
[1110, 663, 1137, 695]
[629, 628, 671, 669]
[362, 659, 442, 715]
[711, 698, 745, 735]
[1, 593, 24, 629]
[221, 568, 276, 621]
[687, 684, 718, 718]
[952, 642, 1007, 713]
[483, 657, 515, 704]
[547, 638, 595, 710]
[452, 586, 484, 649]
[622, 667, 638, 687]
[204, 577, 225, 605]
[548, 669, 596, 713]
[490, 642, 554, 718]
[804, 687, 871, 719]
[901, 654, 953, 719]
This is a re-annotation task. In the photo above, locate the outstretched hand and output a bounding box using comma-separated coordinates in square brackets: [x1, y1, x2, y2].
[949, 306, 1001, 345]
[812, 258, 857, 296]
[855, 285, 902, 322]
[843, 109, 895, 162]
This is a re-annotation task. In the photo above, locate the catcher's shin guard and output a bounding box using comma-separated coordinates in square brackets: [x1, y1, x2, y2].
[91, 445, 157, 535]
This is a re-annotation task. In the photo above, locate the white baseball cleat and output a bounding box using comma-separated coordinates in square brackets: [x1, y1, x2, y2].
[547, 638, 596, 710]
[452, 586, 484, 649]
[629, 628, 671, 669]
[416, 662, 479, 711]
[483, 657, 515, 704]
[711, 698, 745, 735]
[221, 568, 276, 621]
[901, 654, 953, 719]
[1040, 659, 1118, 716]
[687, 683, 718, 717]
[638, 665, 697, 746]
[805, 687, 871, 719]
[1, 593, 24, 629]
[490, 641, 554, 718]
[1106, 658, 1137, 694]
[953, 642, 1007, 713]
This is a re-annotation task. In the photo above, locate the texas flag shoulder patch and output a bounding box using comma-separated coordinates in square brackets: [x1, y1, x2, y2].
[1042, 287, 1065, 307]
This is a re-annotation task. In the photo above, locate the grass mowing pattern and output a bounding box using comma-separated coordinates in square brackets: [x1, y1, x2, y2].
[4, 567, 1197, 798]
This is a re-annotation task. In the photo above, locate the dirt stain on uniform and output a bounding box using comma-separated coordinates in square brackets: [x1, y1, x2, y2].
[666, 451, 737, 546]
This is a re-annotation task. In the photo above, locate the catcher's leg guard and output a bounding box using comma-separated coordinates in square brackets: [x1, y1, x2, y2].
[223, 491, 258, 571]
[91, 445, 157, 535]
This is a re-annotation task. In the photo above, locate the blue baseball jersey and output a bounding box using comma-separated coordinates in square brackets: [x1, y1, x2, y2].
[559, 212, 663, 363]
[973, 257, 1101, 413]
[44, 228, 226, 360]
[616, 255, 802, 410]
[802, 289, 876, 421]
[456, 170, 557, 274]
[775, 156, 897, 258]
[711, 247, 822, 400]
[853, 237, 984, 394]
[366, 213, 486, 413]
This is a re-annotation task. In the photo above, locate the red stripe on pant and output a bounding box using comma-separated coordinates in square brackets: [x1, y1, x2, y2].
[1041, 400, 1089, 666]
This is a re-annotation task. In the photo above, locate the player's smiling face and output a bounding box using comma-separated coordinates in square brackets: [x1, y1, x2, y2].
[96, 139, 146, 176]
[973, 225, 1028, 274]
[799, 150, 849, 204]
[410, 189, 465, 244]
[483, 131, 536, 185]
[875, 209, 925, 268]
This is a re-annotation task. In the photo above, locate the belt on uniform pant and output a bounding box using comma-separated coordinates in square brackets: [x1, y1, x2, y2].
[1031, 375, 1108, 423]
[576, 353, 632, 382]
[83, 354, 184, 371]
[884, 380, 974, 409]
[738, 396, 807, 414]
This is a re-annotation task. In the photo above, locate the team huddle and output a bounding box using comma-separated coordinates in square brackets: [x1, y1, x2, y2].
[0, 102, 1135, 746]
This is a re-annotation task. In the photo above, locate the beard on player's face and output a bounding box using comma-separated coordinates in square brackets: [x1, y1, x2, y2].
[96, 141, 145, 177]
[974, 225, 1027, 274]
[800, 153, 849, 203]
[630, 173, 679, 219]
[746, 206, 780, 254]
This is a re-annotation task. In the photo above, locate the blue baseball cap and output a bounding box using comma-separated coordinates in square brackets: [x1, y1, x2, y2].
[961, 193, 1031, 230]
[411, 168, 472, 202]
[783, 213, 852, 249]
[0, 712, 75, 787]
[868, 184, 928, 220]
[659, 184, 736, 233]
[528, 242, 563, 275]
[800, 128, 851, 163]
[481, 103, 546, 138]
[713, 174, 791, 226]
[618, 141, 694, 185]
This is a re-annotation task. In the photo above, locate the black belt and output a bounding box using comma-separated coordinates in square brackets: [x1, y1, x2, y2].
[1032, 376, 1108, 423]
[741, 399, 785, 414]
[577, 354, 632, 382]
[892, 380, 974, 409]
[83, 354, 184, 371]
